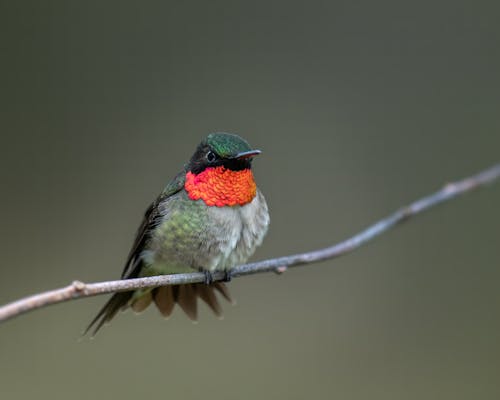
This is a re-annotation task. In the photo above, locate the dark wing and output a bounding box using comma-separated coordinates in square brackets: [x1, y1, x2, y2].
[118, 198, 164, 280]
[84, 171, 186, 336]
[121, 171, 187, 279]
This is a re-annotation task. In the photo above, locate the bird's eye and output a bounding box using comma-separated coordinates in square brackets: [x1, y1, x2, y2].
[206, 151, 217, 163]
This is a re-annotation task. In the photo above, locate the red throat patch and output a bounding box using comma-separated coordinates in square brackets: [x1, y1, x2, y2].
[184, 167, 257, 207]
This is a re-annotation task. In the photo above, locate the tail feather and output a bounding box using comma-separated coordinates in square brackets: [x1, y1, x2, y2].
[130, 291, 153, 313]
[198, 284, 222, 317]
[83, 291, 133, 337]
[177, 284, 198, 320]
[153, 286, 175, 318]
[213, 282, 233, 304]
[85, 282, 233, 336]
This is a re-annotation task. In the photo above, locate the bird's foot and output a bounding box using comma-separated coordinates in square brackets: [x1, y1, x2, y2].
[203, 270, 215, 285]
[223, 270, 232, 282]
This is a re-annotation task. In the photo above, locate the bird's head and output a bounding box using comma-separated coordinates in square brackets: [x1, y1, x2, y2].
[185, 133, 261, 207]
[187, 132, 261, 174]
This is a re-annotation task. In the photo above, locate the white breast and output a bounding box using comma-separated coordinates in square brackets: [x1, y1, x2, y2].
[205, 190, 269, 271]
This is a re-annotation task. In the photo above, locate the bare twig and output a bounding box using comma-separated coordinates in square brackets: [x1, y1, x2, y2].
[1, 163, 499, 323]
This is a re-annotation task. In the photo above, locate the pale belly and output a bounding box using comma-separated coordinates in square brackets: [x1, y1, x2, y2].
[141, 190, 269, 275]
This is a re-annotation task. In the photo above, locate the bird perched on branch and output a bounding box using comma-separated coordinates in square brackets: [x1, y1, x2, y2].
[86, 133, 269, 335]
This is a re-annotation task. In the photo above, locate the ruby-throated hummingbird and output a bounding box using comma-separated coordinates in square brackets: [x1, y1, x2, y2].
[86, 133, 269, 335]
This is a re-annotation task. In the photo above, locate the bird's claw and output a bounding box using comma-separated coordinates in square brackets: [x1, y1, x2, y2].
[203, 270, 214, 285]
[223, 270, 232, 282]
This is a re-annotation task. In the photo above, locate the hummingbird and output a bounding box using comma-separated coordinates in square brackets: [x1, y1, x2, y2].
[85, 133, 269, 335]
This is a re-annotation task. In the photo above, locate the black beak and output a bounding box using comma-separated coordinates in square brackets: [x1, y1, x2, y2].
[233, 149, 262, 159]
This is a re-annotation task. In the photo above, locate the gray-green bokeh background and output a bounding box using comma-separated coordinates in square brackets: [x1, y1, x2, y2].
[1, 1, 499, 399]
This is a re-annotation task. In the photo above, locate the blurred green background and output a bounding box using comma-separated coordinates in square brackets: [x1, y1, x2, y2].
[1, 1, 499, 399]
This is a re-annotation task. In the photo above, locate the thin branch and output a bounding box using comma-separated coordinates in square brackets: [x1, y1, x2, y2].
[1, 163, 499, 323]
